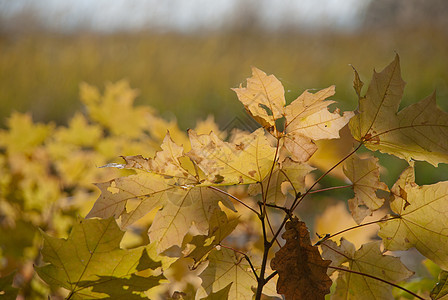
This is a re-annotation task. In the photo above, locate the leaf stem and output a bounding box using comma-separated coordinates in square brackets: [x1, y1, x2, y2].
[329, 266, 425, 300]
[219, 244, 259, 281]
[265, 270, 278, 284]
[208, 186, 260, 216]
[262, 137, 281, 205]
[314, 216, 400, 246]
[260, 202, 291, 215]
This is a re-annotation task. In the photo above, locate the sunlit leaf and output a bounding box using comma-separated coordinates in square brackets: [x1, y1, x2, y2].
[53, 112, 103, 147]
[284, 86, 353, 141]
[188, 128, 277, 185]
[248, 158, 314, 205]
[378, 165, 448, 270]
[314, 202, 380, 249]
[80, 80, 153, 138]
[87, 133, 235, 253]
[233, 68, 353, 163]
[349, 54, 448, 166]
[148, 186, 233, 253]
[186, 210, 239, 268]
[35, 217, 164, 299]
[343, 153, 389, 224]
[320, 238, 355, 276]
[323, 240, 413, 299]
[199, 248, 258, 299]
[200, 283, 232, 300]
[232, 67, 285, 130]
[0, 112, 53, 154]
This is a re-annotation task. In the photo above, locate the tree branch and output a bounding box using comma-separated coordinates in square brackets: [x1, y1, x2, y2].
[329, 266, 425, 300]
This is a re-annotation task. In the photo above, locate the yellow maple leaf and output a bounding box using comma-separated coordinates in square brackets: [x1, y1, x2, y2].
[321, 240, 413, 299]
[187, 128, 277, 185]
[233, 67, 353, 162]
[378, 164, 448, 270]
[80, 80, 153, 138]
[349, 54, 448, 166]
[343, 153, 389, 224]
[232, 67, 285, 131]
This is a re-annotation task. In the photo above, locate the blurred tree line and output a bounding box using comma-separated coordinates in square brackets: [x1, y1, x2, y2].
[0, 0, 447, 130]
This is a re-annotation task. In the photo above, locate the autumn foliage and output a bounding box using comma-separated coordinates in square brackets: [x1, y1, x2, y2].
[1, 55, 448, 299]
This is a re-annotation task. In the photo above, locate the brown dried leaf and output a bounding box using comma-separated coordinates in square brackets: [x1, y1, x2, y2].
[271, 217, 332, 300]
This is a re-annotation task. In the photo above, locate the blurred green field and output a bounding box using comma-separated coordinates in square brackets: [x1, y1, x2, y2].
[1, 27, 448, 187]
[1, 27, 447, 131]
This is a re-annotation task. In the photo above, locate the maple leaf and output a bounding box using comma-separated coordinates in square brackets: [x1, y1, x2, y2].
[343, 153, 389, 224]
[248, 158, 315, 205]
[87, 132, 236, 253]
[270, 217, 332, 300]
[232, 67, 285, 130]
[187, 128, 277, 185]
[53, 112, 103, 147]
[321, 239, 413, 299]
[185, 210, 239, 268]
[378, 165, 448, 270]
[199, 248, 259, 299]
[283, 85, 353, 142]
[431, 271, 448, 300]
[349, 54, 448, 166]
[80, 80, 153, 138]
[148, 187, 234, 253]
[233, 67, 353, 162]
[0, 112, 54, 154]
[35, 217, 164, 299]
[320, 238, 355, 276]
[200, 283, 232, 300]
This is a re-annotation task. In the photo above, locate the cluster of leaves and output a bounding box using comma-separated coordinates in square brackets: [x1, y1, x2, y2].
[2, 55, 448, 299]
[0, 80, 219, 298]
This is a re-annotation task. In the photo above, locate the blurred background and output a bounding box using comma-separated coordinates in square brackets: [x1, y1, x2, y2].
[1, 0, 447, 129]
[1, 0, 448, 185]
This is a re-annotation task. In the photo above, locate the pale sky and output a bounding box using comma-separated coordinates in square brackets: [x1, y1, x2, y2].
[0, 0, 371, 32]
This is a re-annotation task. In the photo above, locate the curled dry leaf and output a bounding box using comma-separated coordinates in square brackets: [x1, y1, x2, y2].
[270, 217, 332, 300]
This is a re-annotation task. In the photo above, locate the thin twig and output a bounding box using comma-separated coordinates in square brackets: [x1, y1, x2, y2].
[220, 244, 259, 281]
[265, 271, 278, 284]
[208, 186, 259, 216]
[291, 142, 363, 212]
[329, 266, 426, 300]
[308, 184, 352, 194]
[279, 168, 297, 196]
[314, 216, 400, 246]
[261, 202, 291, 215]
[265, 210, 281, 247]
